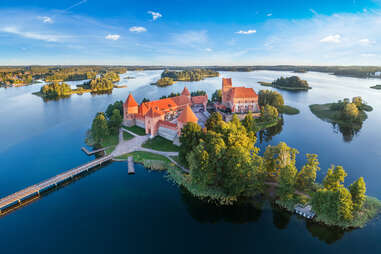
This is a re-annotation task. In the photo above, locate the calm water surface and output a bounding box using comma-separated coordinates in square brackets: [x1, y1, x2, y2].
[0, 70, 381, 253]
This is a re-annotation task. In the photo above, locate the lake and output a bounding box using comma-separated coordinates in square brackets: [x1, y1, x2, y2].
[0, 70, 381, 253]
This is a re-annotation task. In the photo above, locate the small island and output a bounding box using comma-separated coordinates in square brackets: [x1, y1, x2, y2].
[33, 71, 123, 100]
[370, 85, 381, 90]
[259, 76, 311, 91]
[310, 97, 373, 129]
[152, 69, 219, 87]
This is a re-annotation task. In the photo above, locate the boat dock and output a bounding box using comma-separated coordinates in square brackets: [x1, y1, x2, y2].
[81, 147, 109, 155]
[0, 155, 113, 213]
[128, 156, 135, 174]
[294, 204, 316, 219]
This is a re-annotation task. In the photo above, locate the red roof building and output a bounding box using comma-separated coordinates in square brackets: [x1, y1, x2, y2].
[221, 78, 259, 113]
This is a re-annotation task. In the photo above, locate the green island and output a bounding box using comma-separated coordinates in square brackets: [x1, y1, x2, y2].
[33, 72, 123, 100]
[152, 68, 219, 87]
[0, 66, 127, 88]
[370, 85, 381, 90]
[310, 97, 373, 129]
[259, 76, 311, 91]
[258, 89, 300, 115]
[168, 113, 381, 229]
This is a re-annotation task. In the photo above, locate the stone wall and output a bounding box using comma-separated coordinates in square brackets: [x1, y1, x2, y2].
[158, 126, 178, 141]
[136, 119, 145, 129]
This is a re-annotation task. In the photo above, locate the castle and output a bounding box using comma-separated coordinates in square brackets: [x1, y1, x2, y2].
[221, 78, 260, 113]
[123, 86, 208, 142]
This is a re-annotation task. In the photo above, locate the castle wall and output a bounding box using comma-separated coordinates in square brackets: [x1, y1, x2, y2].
[158, 126, 178, 141]
[136, 119, 145, 129]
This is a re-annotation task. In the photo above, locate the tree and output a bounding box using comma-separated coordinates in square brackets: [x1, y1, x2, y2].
[337, 187, 354, 222]
[296, 154, 320, 191]
[231, 114, 240, 126]
[91, 112, 109, 144]
[323, 165, 347, 191]
[108, 109, 122, 135]
[142, 98, 150, 103]
[352, 97, 363, 108]
[349, 177, 366, 212]
[212, 89, 222, 102]
[179, 122, 203, 165]
[342, 103, 359, 122]
[205, 112, 223, 131]
[258, 90, 284, 109]
[105, 100, 123, 119]
[278, 164, 298, 200]
[242, 112, 256, 131]
[263, 142, 299, 177]
[261, 105, 279, 121]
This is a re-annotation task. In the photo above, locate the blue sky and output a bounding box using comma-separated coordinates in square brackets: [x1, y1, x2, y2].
[1, 0, 381, 65]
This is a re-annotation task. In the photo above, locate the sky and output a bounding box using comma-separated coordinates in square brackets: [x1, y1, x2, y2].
[1, 0, 381, 65]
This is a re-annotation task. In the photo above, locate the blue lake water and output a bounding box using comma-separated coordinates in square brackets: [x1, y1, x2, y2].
[0, 70, 381, 253]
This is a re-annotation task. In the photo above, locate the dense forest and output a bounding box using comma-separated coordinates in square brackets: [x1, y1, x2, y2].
[271, 76, 311, 90]
[161, 69, 219, 81]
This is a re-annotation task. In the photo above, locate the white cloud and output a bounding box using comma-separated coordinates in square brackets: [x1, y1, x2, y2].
[267, 13, 272, 17]
[148, 11, 162, 21]
[105, 34, 120, 40]
[320, 34, 341, 43]
[38, 16, 53, 24]
[64, 0, 88, 12]
[205, 48, 212, 52]
[1, 26, 60, 42]
[129, 26, 147, 33]
[236, 29, 256, 35]
[359, 38, 375, 45]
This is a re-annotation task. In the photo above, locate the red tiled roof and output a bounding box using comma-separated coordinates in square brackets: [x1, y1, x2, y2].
[181, 86, 190, 96]
[191, 95, 208, 104]
[177, 105, 198, 123]
[146, 107, 164, 118]
[125, 93, 138, 107]
[158, 120, 178, 130]
[228, 87, 258, 99]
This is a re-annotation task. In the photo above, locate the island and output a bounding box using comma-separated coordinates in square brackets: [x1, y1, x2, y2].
[151, 77, 175, 87]
[310, 97, 373, 129]
[152, 69, 219, 87]
[370, 85, 381, 90]
[33, 71, 123, 100]
[84, 78, 381, 230]
[259, 76, 311, 91]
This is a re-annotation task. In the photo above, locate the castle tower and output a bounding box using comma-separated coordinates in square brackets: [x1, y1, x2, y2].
[222, 78, 232, 104]
[123, 93, 138, 120]
[177, 105, 198, 135]
[181, 86, 191, 99]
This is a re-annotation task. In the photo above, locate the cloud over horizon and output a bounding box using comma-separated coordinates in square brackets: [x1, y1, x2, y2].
[236, 29, 256, 34]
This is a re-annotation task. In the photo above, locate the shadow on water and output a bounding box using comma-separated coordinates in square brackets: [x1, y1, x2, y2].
[331, 122, 362, 143]
[258, 118, 284, 143]
[0, 160, 112, 218]
[180, 186, 348, 244]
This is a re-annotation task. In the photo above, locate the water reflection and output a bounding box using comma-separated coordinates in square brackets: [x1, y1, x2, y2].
[258, 118, 284, 143]
[180, 187, 347, 244]
[331, 123, 361, 142]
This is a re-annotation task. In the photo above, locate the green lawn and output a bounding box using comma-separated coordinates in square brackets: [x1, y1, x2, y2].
[115, 151, 170, 162]
[123, 131, 134, 141]
[254, 118, 280, 132]
[280, 105, 300, 115]
[99, 134, 119, 154]
[122, 125, 146, 136]
[142, 136, 179, 152]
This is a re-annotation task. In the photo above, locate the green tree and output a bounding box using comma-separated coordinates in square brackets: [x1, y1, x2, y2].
[91, 112, 109, 144]
[258, 90, 284, 109]
[278, 164, 298, 200]
[352, 97, 363, 108]
[212, 89, 222, 102]
[105, 100, 123, 119]
[337, 187, 354, 221]
[108, 109, 122, 135]
[231, 114, 241, 126]
[179, 122, 203, 165]
[263, 142, 299, 177]
[342, 103, 359, 122]
[296, 154, 320, 191]
[261, 105, 279, 122]
[349, 177, 366, 212]
[242, 112, 256, 131]
[205, 112, 223, 131]
[323, 165, 347, 191]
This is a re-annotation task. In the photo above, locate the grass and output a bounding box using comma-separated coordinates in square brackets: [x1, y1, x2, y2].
[115, 151, 172, 171]
[122, 125, 146, 136]
[123, 131, 134, 141]
[279, 105, 300, 115]
[255, 118, 280, 132]
[100, 133, 119, 155]
[370, 85, 381, 90]
[309, 103, 367, 129]
[142, 136, 179, 152]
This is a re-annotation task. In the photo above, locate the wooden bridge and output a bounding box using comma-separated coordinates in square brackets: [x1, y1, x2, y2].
[0, 155, 113, 213]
